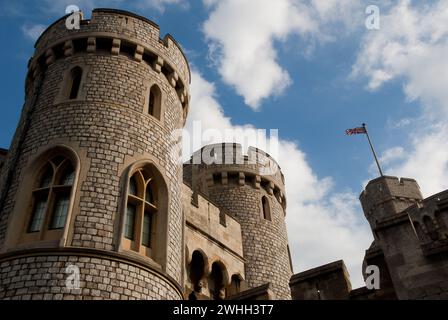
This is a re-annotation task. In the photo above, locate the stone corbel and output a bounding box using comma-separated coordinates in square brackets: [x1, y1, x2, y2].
[239, 172, 245, 186]
[255, 175, 261, 189]
[64, 40, 74, 57]
[206, 174, 214, 188]
[167, 71, 178, 88]
[45, 49, 55, 66]
[135, 45, 144, 62]
[268, 181, 274, 195]
[87, 37, 96, 53]
[111, 38, 121, 55]
[152, 56, 164, 73]
[222, 172, 228, 185]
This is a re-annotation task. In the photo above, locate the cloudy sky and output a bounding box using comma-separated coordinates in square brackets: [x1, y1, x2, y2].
[1, 0, 447, 288]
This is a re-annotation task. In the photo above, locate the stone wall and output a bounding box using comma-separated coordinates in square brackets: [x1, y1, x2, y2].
[0, 149, 7, 177]
[0, 250, 182, 300]
[360, 176, 448, 299]
[290, 260, 352, 300]
[185, 144, 292, 300]
[0, 8, 189, 300]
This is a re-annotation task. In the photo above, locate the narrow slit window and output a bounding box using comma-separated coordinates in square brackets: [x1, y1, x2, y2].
[69, 67, 83, 100]
[148, 85, 161, 119]
[262, 196, 271, 221]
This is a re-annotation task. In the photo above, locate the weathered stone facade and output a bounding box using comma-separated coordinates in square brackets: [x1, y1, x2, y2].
[0, 8, 188, 300]
[184, 144, 292, 299]
[359, 177, 448, 299]
[291, 177, 448, 300]
[0, 8, 447, 301]
[0, 8, 290, 301]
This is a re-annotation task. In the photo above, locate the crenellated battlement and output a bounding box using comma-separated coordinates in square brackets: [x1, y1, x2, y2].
[360, 176, 423, 226]
[35, 9, 190, 84]
[27, 9, 190, 117]
[185, 143, 287, 210]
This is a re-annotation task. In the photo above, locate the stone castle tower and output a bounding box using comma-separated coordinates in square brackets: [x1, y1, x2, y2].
[359, 176, 448, 299]
[184, 143, 292, 299]
[1, 8, 447, 301]
[0, 8, 190, 299]
[0, 8, 292, 301]
[290, 176, 448, 300]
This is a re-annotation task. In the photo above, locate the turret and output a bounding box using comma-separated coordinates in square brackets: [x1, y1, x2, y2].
[184, 143, 292, 299]
[0, 9, 189, 300]
[360, 176, 423, 230]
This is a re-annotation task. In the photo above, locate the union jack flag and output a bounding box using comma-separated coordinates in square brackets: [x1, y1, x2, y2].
[345, 127, 367, 135]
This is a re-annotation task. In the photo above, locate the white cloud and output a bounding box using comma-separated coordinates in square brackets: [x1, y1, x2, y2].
[21, 24, 46, 41]
[134, 0, 189, 12]
[41, 0, 187, 14]
[202, 0, 317, 109]
[381, 124, 448, 197]
[187, 70, 372, 288]
[353, 0, 448, 197]
[202, 0, 363, 109]
[352, 0, 448, 117]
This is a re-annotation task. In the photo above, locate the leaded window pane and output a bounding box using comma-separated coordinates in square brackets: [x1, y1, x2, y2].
[50, 194, 70, 229]
[145, 184, 154, 205]
[61, 167, 75, 186]
[129, 177, 137, 196]
[142, 212, 152, 247]
[40, 168, 53, 188]
[28, 199, 47, 232]
[125, 204, 136, 240]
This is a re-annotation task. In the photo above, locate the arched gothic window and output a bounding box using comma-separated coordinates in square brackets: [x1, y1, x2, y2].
[189, 250, 207, 299]
[208, 262, 228, 300]
[122, 163, 168, 263]
[28, 156, 75, 233]
[148, 84, 161, 119]
[227, 275, 242, 297]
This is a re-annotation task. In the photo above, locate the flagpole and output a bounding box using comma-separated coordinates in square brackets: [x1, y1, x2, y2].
[362, 123, 384, 177]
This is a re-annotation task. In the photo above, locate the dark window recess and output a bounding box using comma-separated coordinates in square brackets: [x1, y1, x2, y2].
[228, 173, 239, 185]
[53, 43, 65, 60]
[245, 175, 254, 185]
[96, 38, 113, 52]
[69, 67, 82, 100]
[120, 41, 136, 58]
[73, 38, 88, 53]
[148, 90, 155, 115]
[213, 174, 221, 185]
[142, 51, 157, 66]
[262, 196, 271, 221]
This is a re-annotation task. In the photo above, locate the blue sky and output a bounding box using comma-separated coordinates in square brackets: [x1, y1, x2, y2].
[1, 0, 448, 288]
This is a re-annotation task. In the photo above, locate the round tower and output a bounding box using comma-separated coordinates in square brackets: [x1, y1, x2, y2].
[186, 143, 292, 299]
[360, 176, 423, 232]
[0, 9, 190, 300]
